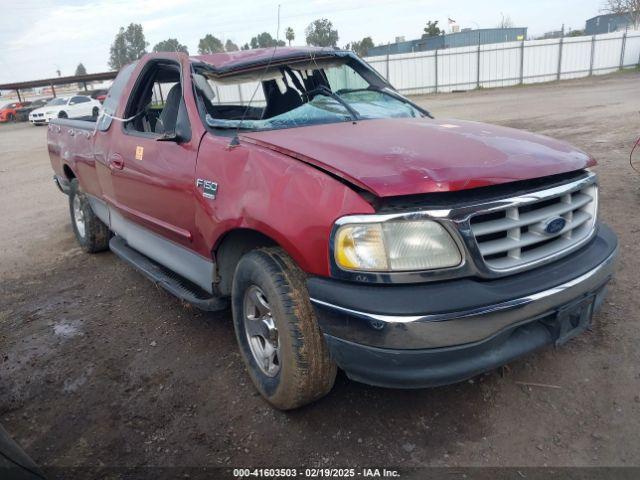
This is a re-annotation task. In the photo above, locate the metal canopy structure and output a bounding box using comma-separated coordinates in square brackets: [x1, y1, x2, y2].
[0, 71, 118, 101]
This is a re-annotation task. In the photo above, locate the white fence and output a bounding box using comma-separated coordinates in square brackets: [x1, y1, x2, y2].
[364, 30, 640, 94]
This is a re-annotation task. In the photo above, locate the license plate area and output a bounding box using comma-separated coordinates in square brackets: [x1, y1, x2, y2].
[544, 295, 596, 346]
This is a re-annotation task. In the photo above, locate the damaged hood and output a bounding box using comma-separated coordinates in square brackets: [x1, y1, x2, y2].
[241, 117, 594, 197]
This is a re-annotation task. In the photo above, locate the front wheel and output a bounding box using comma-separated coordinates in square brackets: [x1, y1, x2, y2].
[58, 111, 68, 119]
[68, 179, 110, 253]
[231, 248, 337, 410]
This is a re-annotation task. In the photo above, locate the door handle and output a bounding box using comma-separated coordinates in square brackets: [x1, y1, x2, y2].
[108, 153, 124, 170]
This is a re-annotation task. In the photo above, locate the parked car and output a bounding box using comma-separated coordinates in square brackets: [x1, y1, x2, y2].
[14, 98, 52, 122]
[87, 88, 109, 103]
[47, 50, 617, 410]
[29, 95, 101, 125]
[0, 101, 30, 122]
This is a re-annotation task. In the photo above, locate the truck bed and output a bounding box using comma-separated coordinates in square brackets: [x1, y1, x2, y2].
[50, 116, 98, 130]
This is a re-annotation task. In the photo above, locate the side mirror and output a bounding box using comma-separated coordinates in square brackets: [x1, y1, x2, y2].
[155, 98, 192, 143]
[156, 132, 181, 142]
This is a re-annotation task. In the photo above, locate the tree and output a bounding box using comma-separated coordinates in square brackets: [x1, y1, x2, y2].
[567, 29, 585, 37]
[602, 0, 640, 29]
[349, 36, 374, 57]
[285, 27, 295, 46]
[249, 32, 285, 49]
[75, 63, 87, 76]
[109, 29, 127, 69]
[153, 38, 189, 54]
[305, 18, 339, 47]
[225, 39, 239, 52]
[75, 63, 87, 88]
[498, 14, 515, 29]
[198, 34, 224, 54]
[422, 20, 441, 39]
[109, 23, 148, 70]
[241, 43, 250, 50]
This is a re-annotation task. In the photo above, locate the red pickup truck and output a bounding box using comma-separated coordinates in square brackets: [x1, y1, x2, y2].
[48, 49, 617, 409]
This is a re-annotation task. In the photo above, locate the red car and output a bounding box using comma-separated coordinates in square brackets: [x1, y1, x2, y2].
[85, 89, 109, 104]
[47, 50, 617, 409]
[0, 101, 30, 122]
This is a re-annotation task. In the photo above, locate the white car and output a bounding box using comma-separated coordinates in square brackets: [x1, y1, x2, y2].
[29, 95, 102, 125]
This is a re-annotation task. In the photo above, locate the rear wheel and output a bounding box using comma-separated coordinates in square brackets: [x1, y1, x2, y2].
[232, 247, 337, 410]
[68, 179, 110, 253]
[92, 107, 99, 117]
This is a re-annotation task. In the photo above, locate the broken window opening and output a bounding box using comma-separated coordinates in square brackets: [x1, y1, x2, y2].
[193, 56, 426, 132]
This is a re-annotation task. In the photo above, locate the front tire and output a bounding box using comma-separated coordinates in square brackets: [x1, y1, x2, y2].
[232, 248, 337, 410]
[68, 179, 110, 253]
[58, 111, 68, 119]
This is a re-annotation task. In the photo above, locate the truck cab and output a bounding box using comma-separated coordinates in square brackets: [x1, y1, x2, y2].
[47, 49, 617, 409]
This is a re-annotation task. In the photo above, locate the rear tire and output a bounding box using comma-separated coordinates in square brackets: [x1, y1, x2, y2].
[232, 247, 337, 410]
[92, 107, 99, 117]
[68, 179, 110, 253]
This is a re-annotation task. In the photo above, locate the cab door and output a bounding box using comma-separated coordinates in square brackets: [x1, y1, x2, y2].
[94, 63, 138, 205]
[107, 61, 196, 243]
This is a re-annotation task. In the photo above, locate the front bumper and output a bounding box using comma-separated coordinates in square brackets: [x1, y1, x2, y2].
[308, 223, 617, 388]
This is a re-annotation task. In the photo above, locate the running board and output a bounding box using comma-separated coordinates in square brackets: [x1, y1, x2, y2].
[109, 236, 228, 311]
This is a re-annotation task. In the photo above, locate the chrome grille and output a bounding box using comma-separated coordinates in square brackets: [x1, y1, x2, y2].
[470, 181, 598, 271]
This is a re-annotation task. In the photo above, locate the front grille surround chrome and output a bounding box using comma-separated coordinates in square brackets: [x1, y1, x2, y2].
[329, 172, 599, 284]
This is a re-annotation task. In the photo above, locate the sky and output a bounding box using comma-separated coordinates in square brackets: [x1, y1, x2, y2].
[0, 0, 605, 84]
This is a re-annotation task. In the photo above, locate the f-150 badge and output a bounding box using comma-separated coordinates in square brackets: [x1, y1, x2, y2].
[196, 178, 218, 199]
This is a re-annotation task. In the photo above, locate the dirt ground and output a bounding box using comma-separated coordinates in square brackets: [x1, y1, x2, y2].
[1, 72, 640, 476]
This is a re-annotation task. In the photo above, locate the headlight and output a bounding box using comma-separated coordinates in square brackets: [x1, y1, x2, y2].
[334, 220, 462, 272]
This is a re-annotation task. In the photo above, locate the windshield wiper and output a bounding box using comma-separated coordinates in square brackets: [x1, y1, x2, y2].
[305, 85, 360, 122]
[334, 86, 434, 119]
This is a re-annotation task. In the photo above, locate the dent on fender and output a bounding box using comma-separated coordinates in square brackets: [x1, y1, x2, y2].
[194, 135, 374, 277]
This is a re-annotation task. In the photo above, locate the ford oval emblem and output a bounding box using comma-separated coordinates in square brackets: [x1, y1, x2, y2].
[544, 216, 566, 235]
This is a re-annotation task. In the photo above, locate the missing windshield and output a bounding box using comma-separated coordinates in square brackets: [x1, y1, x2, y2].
[193, 55, 429, 132]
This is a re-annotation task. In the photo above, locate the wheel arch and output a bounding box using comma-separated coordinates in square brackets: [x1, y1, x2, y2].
[62, 164, 76, 181]
[213, 228, 280, 296]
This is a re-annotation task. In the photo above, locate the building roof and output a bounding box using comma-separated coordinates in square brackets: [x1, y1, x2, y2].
[586, 12, 635, 22]
[0, 71, 117, 91]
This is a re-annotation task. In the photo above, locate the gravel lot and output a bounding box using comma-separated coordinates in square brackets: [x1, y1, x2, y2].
[1, 72, 639, 476]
